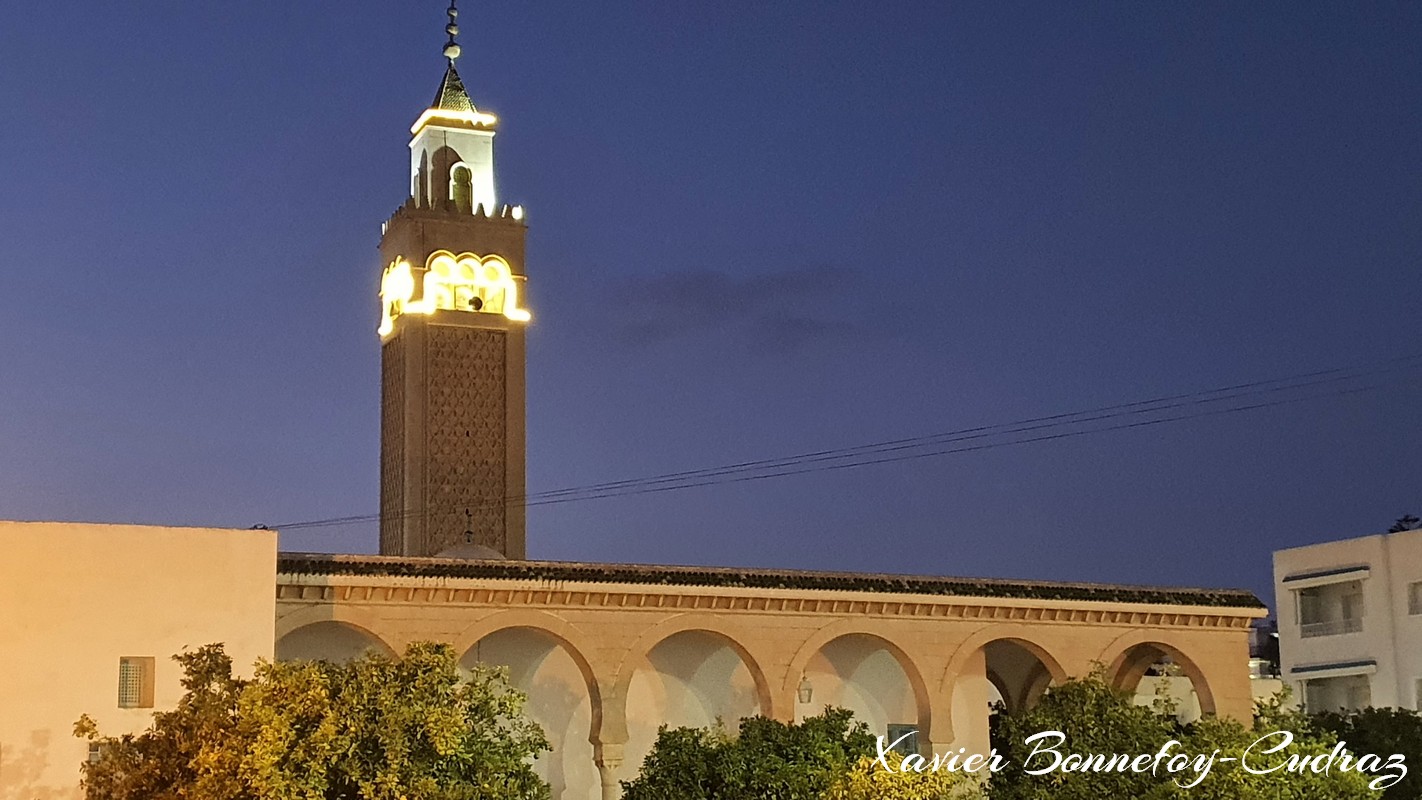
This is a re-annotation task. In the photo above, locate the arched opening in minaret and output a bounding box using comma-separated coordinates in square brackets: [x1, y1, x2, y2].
[430, 145, 462, 210]
[417, 150, 430, 207]
[450, 163, 473, 213]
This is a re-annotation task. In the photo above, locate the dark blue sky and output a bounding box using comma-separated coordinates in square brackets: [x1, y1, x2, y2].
[3, 2, 1419, 604]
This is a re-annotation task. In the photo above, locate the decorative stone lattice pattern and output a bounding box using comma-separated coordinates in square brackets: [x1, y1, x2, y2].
[379, 338, 405, 555]
[425, 326, 507, 554]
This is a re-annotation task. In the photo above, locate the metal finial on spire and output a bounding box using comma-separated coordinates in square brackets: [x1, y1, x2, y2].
[443, 1, 461, 62]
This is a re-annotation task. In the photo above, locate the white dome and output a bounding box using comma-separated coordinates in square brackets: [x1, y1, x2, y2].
[435, 542, 507, 560]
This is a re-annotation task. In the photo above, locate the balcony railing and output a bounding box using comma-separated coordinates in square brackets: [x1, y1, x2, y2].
[1300, 618, 1363, 638]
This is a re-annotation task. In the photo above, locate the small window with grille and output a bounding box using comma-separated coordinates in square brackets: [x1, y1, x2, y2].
[87, 742, 106, 763]
[885, 724, 919, 756]
[117, 657, 155, 708]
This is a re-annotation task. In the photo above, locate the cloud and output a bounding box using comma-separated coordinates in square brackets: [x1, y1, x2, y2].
[612, 265, 867, 353]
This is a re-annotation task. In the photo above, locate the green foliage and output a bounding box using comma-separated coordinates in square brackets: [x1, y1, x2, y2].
[620, 708, 877, 800]
[1312, 706, 1422, 800]
[822, 756, 981, 800]
[76, 642, 549, 800]
[988, 669, 1182, 800]
[989, 672, 1376, 800]
[74, 645, 246, 800]
[1176, 700, 1377, 800]
[1387, 514, 1420, 533]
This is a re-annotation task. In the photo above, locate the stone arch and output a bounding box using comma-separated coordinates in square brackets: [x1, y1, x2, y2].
[429, 145, 462, 208]
[450, 161, 473, 212]
[985, 668, 1012, 709]
[612, 615, 776, 785]
[418, 251, 528, 320]
[783, 620, 934, 743]
[453, 610, 605, 742]
[934, 625, 1069, 747]
[988, 642, 1056, 713]
[275, 604, 395, 651]
[275, 618, 395, 663]
[939, 625, 1068, 698]
[1100, 631, 1217, 718]
[784, 619, 938, 727]
[608, 614, 776, 744]
[417, 149, 430, 207]
[457, 611, 602, 800]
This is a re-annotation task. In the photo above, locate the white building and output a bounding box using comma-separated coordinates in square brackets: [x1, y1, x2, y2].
[1273, 526, 1422, 712]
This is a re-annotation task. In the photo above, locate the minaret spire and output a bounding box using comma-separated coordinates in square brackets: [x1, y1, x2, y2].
[443, 1, 461, 63]
[426, 0, 480, 116]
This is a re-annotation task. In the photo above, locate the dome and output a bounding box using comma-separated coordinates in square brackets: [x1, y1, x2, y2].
[435, 542, 507, 560]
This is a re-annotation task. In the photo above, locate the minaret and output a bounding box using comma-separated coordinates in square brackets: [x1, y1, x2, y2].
[378, 1, 529, 559]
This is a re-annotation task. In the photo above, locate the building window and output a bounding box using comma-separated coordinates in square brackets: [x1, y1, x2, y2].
[1296, 580, 1365, 638]
[885, 724, 919, 756]
[1302, 674, 1372, 712]
[118, 657, 155, 708]
[1409, 582, 1422, 616]
[87, 743, 106, 763]
[1348, 680, 1373, 711]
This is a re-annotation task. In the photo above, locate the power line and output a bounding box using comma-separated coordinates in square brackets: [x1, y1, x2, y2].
[522, 355, 1421, 500]
[273, 355, 1422, 530]
[491, 354, 1422, 501]
[276, 381, 1386, 532]
[270, 352, 1422, 531]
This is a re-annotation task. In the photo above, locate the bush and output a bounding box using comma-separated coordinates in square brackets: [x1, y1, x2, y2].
[988, 672, 1377, 800]
[823, 756, 982, 800]
[1312, 706, 1422, 800]
[621, 709, 876, 800]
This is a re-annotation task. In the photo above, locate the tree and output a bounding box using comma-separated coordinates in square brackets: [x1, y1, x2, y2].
[621, 709, 981, 800]
[621, 709, 877, 800]
[1177, 697, 1380, 800]
[1386, 514, 1420, 533]
[988, 672, 1376, 800]
[76, 642, 550, 800]
[74, 644, 245, 800]
[1312, 706, 1422, 800]
[988, 670, 1181, 800]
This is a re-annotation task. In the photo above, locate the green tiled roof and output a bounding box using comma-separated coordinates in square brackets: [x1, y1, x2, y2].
[432, 64, 475, 113]
[277, 552, 1265, 609]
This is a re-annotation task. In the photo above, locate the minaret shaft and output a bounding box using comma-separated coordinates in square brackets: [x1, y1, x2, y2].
[377, 16, 529, 559]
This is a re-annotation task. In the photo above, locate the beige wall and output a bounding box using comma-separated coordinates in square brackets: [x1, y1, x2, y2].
[1132, 675, 1295, 724]
[275, 559, 1264, 800]
[0, 521, 276, 800]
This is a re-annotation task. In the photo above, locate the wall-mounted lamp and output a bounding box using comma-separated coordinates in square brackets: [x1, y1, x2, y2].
[797, 677, 814, 704]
